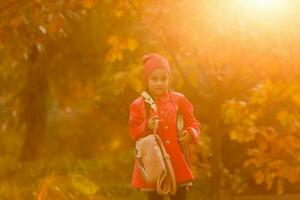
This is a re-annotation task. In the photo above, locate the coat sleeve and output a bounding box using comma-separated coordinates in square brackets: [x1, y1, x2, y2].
[179, 94, 201, 143]
[129, 99, 150, 141]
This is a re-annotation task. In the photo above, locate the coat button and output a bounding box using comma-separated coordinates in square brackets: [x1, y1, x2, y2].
[165, 140, 170, 144]
[164, 125, 168, 129]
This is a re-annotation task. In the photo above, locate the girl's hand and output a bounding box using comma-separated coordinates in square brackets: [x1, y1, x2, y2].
[178, 130, 193, 145]
[147, 115, 159, 130]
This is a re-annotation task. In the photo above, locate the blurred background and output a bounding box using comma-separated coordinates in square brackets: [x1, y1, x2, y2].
[1, 0, 300, 199]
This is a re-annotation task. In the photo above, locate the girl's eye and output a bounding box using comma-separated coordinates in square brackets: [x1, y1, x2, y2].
[158, 76, 167, 82]
[161, 77, 167, 81]
[149, 75, 168, 82]
[150, 77, 157, 81]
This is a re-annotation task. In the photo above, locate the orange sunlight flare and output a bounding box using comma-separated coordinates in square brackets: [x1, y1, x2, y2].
[235, 0, 290, 19]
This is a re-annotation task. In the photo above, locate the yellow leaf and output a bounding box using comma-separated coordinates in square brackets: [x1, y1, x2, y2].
[82, 0, 96, 9]
[105, 36, 138, 62]
[244, 158, 256, 167]
[256, 137, 268, 152]
[276, 111, 295, 127]
[127, 38, 138, 51]
[107, 36, 118, 45]
[10, 16, 22, 29]
[71, 174, 98, 195]
[114, 9, 123, 17]
[229, 130, 238, 140]
[111, 139, 121, 150]
[253, 170, 264, 185]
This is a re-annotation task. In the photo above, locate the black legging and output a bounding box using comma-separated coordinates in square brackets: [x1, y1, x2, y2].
[147, 187, 187, 200]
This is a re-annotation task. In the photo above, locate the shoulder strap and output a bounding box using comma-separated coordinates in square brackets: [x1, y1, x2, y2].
[176, 102, 192, 168]
[177, 112, 184, 135]
[144, 100, 151, 119]
[141, 91, 157, 112]
[155, 135, 177, 195]
[141, 91, 158, 135]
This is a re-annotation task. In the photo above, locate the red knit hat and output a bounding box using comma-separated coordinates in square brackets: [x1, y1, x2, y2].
[142, 53, 171, 81]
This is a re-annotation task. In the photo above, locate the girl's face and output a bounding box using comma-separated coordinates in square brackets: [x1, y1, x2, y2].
[147, 69, 169, 97]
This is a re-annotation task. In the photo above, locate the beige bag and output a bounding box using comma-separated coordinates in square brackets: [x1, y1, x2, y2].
[135, 92, 177, 195]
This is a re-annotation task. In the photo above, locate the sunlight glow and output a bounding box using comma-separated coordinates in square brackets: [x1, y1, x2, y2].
[251, 0, 284, 9]
[232, 0, 291, 26]
[237, 0, 288, 15]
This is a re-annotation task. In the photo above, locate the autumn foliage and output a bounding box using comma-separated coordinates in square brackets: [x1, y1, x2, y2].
[1, 0, 300, 199]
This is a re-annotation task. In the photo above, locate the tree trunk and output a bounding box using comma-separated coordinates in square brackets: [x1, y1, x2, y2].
[19, 45, 49, 161]
[210, 102, 222, 200]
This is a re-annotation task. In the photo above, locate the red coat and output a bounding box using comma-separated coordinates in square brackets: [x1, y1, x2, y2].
[129, 91, 201, 189]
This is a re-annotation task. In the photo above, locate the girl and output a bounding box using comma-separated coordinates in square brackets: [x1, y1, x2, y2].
[129, 53, 201, 200]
